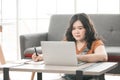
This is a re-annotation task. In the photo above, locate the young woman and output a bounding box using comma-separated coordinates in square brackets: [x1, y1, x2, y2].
[32, 13, 108, 80]
[65, 13, 107, 62]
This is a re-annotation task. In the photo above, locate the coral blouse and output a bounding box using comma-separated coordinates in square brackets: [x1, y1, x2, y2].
[76, 40, 104, 55]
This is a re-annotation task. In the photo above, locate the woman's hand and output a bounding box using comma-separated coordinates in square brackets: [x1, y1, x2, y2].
[32, 53, 43, 62]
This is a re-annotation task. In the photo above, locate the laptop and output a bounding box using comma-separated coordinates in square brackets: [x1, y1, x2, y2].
[41, 41, 86, 66]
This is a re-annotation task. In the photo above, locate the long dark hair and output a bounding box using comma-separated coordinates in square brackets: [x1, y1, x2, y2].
[65, 13, 101, 49]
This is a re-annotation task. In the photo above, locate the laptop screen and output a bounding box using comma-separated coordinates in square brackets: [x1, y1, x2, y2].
[41, 41, 79, 66]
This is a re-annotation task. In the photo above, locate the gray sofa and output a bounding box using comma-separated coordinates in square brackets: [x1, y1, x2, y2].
[20, 14, 120, 74]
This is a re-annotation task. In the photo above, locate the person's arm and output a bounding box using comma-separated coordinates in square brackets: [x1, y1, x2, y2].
[77, 45, 108, 63]
[32, 53, 43, 62]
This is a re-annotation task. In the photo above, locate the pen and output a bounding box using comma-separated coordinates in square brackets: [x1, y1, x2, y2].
[34, 47, 38, 56]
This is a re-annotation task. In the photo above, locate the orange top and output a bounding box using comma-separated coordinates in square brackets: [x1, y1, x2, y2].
[76, 40, 104, 54]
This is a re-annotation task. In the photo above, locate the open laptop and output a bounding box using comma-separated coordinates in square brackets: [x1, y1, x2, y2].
[41, 41, 86, 66]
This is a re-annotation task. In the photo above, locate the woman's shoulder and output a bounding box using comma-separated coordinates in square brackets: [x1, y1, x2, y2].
[91, 39, 104, 49]
[87, 39, 104, 54]
[93, 39, 104, 45]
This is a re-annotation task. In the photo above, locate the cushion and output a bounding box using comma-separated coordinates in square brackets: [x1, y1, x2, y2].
[108, 55, 120, 62]
[24, 53, 33, 58]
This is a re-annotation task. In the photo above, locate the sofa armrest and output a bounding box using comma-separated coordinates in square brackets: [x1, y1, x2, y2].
[106, 46, 120, 56]
[105, 46, 120, 61]
[20, 33, 48, 59]
[105, 46, 120, 74]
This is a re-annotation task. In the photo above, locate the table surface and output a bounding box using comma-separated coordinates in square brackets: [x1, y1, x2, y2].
[0, 61, 117, 76]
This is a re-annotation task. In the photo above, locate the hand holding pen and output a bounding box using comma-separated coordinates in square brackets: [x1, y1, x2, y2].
[34, 47, 38, 56]
[32, 47, 43, 61]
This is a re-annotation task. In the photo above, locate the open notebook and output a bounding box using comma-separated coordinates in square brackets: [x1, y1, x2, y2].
[41, 41, 86, 66]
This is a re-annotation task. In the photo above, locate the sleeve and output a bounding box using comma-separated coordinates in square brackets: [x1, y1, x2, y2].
[93, 40, 104, 50]
[87, 40, 104, 54]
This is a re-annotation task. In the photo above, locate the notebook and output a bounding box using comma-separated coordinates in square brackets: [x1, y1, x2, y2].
[41, 41, 86, 66]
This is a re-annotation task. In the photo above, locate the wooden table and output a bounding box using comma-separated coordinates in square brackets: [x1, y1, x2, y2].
[0, 62, 118, 80]
[0, 25, 6, 65]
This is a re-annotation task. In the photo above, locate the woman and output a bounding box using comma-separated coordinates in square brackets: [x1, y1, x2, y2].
[65, 13, 108, 62]
[32, 13, 108, 80]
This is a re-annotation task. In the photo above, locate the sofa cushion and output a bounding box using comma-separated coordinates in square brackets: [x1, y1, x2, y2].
[89, 14, 120, 46]
[48, 15, 71, 41]
[108, 55, 120, 62]
[24, 53, 33, 58]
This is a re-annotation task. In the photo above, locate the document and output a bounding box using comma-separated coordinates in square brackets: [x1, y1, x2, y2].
[24, 61, 44, 65]
[0, 59, 44, 68]
[0, 59, 31, 68]
[9, 59, 32, 64]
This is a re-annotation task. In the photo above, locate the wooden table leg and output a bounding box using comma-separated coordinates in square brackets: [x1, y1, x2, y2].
[31, 72, 35, 80]
[0, 45, 6, 64]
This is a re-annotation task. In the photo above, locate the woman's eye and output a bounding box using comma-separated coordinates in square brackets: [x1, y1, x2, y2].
[72, 26, 84, 30]
[78, 27, 83, 30]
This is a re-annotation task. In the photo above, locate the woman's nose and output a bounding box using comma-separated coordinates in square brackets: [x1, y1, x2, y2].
[75, 29, 79, 33]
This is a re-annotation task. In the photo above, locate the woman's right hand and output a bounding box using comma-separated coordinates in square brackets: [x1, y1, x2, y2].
[32, 53, 43, 62]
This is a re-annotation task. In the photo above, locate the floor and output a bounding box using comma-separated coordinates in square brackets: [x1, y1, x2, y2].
[0, 72, 120, 80]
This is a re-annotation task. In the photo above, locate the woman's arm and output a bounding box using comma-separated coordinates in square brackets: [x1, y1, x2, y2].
[77, 45, 108, 62]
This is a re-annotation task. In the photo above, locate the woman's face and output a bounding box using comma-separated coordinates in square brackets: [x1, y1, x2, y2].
[72, 20, 86, 42]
